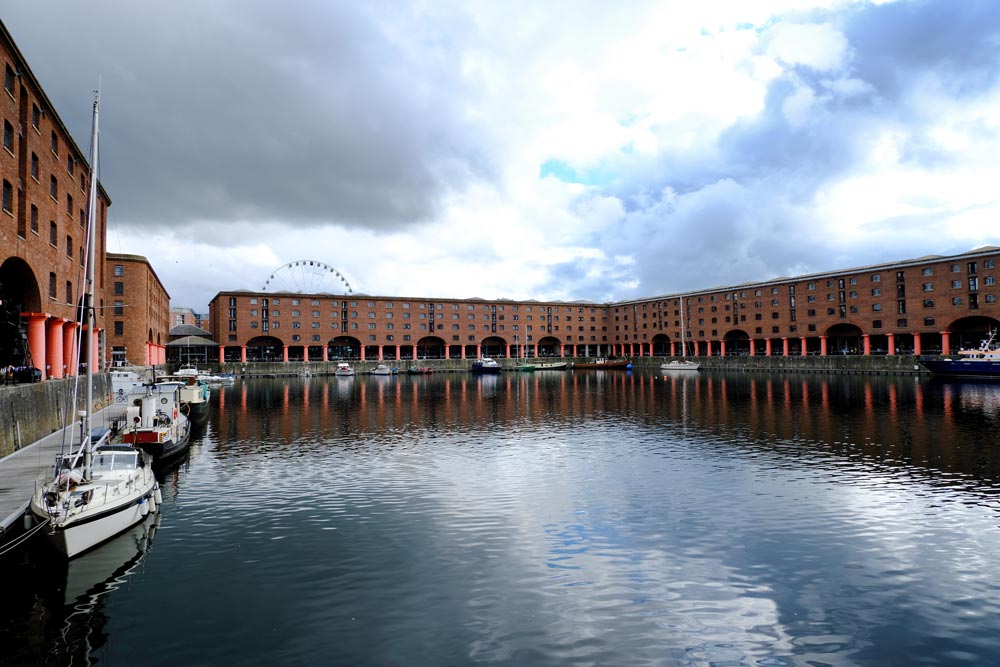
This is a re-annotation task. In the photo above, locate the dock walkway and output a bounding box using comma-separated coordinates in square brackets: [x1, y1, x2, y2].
[0, 404, 125, 538]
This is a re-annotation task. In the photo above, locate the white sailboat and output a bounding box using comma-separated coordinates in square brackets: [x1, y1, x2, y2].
[662, 298, 700, 372]
[30, 91, 160, 558]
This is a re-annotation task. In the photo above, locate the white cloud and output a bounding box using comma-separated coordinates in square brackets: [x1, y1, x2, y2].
[764, 22, 851, 72]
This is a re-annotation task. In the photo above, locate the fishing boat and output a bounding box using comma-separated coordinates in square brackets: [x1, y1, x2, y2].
[573, 358, 631, 369]
[334, 362, 355, 377]
[160, 373, 210, 424]
[120, 376, 192, 463]
[470, 357, 501, 374]
[919, 329, 1000, 379]
[29, 92, 161, 558]
[370, 364, 392, 376]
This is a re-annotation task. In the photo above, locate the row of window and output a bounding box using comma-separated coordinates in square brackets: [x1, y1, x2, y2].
[250, 334, 602, 344]
[233, 295, 600, 314]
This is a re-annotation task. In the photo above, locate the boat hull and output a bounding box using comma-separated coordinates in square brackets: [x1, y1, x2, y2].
[573, 360, 631, 370]
[470, 365, 500, 374]
[129, 418, 192, 462]
[919, 357, 1000, 379]
[535, 362, 567, 371]
[661, 361, 700, 371]
[31, 469, 158, 559]
[183, 398, 210, 424]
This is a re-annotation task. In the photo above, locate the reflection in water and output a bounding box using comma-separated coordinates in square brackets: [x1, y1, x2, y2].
[213, 372, 1000, 487]
[1, 515, 159, 665]
[3, 371, 999, 666]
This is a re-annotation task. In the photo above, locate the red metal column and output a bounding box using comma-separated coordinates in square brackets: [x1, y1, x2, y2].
[820, 336, 828, 356]
[913, 333, 922, 356]
[862, 334, 871, 355]
[62, 321, 79, 376]
[887, 333, 895, 355]
[46, 317, 65, 378]
[940, 331, 951, 355]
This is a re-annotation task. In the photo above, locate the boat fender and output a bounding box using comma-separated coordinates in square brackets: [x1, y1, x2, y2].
[140, 497, 149, 517]
[154, 485, 162, 504]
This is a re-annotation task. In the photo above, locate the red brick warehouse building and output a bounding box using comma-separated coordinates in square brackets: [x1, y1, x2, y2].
[0, 21, 112, 379]
[208, 246, 1000, 364]
[106, 253, 170, 367]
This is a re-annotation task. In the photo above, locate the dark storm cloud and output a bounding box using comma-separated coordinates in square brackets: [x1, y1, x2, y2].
[2, 1, 495, 230]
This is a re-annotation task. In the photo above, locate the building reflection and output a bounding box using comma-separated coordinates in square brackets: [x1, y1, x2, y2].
[206, 372, 1000, 482]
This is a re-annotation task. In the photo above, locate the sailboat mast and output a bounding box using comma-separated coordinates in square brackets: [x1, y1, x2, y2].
[83, 91, 100, 475]
[680, 298, 687, 359]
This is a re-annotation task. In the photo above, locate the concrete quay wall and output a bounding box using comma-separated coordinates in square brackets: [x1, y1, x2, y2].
[0, 375, 112, 458]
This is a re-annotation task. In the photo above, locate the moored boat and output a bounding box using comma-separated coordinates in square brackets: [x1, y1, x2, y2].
[919, 329, 1000, 379]
[408, 366, 433, 375]
[160, 374, 211, 424]
[30, 92, 160, 558]
[371, 364, 392, 376]
[573, 358, 631, 370]
[512, 364, 536, 372]
[335, 362, 355, 377]
[120, 382, 192, 462]
[660, 359, 700, 372]
[470, 357, 501, 374]
[535, 361, 568, 371]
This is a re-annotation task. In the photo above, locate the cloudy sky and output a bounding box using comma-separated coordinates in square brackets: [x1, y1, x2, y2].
[5, 0, 1000, 309]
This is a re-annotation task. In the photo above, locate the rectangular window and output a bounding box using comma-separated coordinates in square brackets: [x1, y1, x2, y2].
[2, 120, 13, 152]
[114, 281, 123, 295]
[952, 297, 963, 305]
[114, 301, 124, 315]
[872, 303, 881, 312]
[49, 221, 57, 245]
[114, 321, 124, 336]
[50, 175, 58, 199]
[922, 283, 933, 292]
[871, 288, 881, 297]
[30, 152, 38, 179]
[951, 280, 962, 289]
[924, 317, 935, 326]
[923, 299, 934, 308]
[1, 179, 11, 212]
[65, 235, 72, 257]
[986, 294, 997, 304]
[32, 104, 40, 129]
[114, 264, 124, 276]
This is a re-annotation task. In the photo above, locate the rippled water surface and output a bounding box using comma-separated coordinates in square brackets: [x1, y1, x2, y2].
[3, 371, 1000, 666]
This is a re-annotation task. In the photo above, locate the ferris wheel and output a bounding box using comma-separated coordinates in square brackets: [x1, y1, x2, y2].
[262, 260, 354, 294]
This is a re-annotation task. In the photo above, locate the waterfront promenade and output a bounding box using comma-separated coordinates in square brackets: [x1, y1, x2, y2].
[0, 403, 124, 548]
